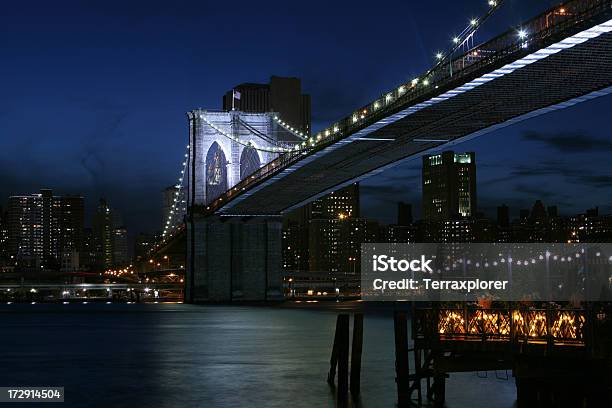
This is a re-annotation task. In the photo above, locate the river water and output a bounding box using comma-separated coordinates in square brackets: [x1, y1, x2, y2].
[0, 303, 516, 407]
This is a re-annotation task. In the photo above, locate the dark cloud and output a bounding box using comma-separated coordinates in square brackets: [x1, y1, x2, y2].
[477, 159, 612, 191]
[512, 184, 572, 202]
[305, 69, 382, 126]
[375, 166, 421, 184]
[522, 131, 612, 153]
[361, 185, 419, 224]
[69, 96, 128, 113]
[479, 174, 515, 186]
[578, 175, 612, 188]
[361, 184, 417, 202]
[79, 111, 126, 187]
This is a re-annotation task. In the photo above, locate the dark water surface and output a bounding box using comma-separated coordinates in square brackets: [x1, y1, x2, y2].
[0, 304, 516, 407]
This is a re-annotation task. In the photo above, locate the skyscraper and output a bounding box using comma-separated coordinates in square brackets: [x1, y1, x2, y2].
[57, 195, 84, 271]
[307, 214, 378, 276]
[80, 228, 96, 270]
[497, 204, 510, 228]
[0, 206, 8, 261]
[92, 199, 113, 270]
[310, 183, 360, 220]
[397, 202, 413, 226]
[422, 151, 477, 221]
[283, 184, 360, 273]
[7, 189, 84, 270]
[92, 199, 127, 270]
[531, 200, 547, 221]
[304, 184, 363, 274]
[112, 227, 129, 266]
[134, 233, 153, 262]
[222, 76, 311, 134]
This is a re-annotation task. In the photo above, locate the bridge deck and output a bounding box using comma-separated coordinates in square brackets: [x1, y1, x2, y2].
[198, 0, 612, 216]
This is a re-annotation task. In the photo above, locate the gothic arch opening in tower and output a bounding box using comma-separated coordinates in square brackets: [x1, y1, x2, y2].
[240, 146, 261, 181]
[205, 141, 228, 204]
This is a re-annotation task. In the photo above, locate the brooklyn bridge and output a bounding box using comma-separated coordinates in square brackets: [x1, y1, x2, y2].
[147, 0, 612, 303]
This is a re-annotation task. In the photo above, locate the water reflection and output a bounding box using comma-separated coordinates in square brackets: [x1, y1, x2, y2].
[0, 304, 516, 407]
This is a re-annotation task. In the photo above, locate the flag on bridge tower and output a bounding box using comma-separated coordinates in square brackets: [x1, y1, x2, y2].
[231, 89, 241, 111]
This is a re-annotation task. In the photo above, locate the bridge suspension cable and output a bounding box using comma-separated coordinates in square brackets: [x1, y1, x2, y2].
[271, 115, 308, 140]
[431, 0, 507, 73]
[160, 111, 313, 242]
[237, 118, 285, 146]
[321, 1, 515, 146]
[245, 0, 512, 154]
[199, 113, 308, 153]
[161, 143, 190, 239]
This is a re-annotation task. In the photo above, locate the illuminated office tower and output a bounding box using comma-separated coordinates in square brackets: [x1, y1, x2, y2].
[0, 207, 7, 260]
[92, 199, 127, 269]
[310, 183, 360, 220]
[422, 151, 477, 221]
[283, 184, 360, 272]
[93, 199, 113, 270]
[112, 226, 129, 266]
[7, 189, 83, 270]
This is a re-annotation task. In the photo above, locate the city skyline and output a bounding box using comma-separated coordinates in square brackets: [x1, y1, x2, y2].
[1, 0, 612, 235]
[2, 2, 612, 405]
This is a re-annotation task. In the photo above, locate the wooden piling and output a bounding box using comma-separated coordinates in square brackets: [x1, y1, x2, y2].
[394, 311, 410, 408]
[327, 314, 350, 406]
[414, 345, 422, 404]
[327, 316, 341, 386]
[433, 374, 446, 408]
[337, 314, 350, 406]
[350, 313, 363, 399]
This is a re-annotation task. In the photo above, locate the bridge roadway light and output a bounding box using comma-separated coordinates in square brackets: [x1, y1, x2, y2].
[470, 19, 477, 26]
[518, 29, 527, 39]
[452, 36, 460, 44]
[436, 52, 443, 60]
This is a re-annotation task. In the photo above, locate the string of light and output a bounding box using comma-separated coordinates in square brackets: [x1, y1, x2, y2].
[299, 0, 523, 151]
[162, 144, 190, 238]
[192, 2, 519, 160]
[200, 114, 298, 153]
[169, 0, 545, 221]
[435, 250, 612, 272]
[432, 0, 507, 70]
[162, 113, 315, 242]
[271, 115, 308, 140]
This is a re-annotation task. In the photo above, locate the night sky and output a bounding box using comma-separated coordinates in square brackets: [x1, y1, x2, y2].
[1, 0, 611, 235]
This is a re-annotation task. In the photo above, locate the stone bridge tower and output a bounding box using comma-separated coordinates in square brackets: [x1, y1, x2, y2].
[185, 109, 298, 302]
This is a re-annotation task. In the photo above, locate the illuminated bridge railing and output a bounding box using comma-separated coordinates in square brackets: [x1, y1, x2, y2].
[200, 0, 612, 215]
[415, 307, 588, 346]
